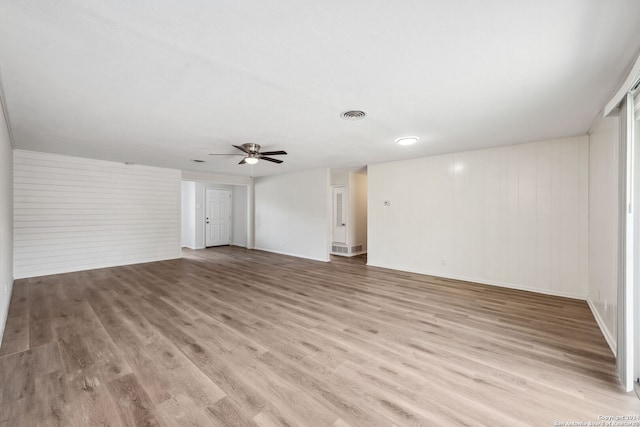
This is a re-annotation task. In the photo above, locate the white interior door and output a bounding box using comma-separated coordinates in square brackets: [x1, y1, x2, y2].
[205, 189, 232, 247]
[332, 186, 347, 243]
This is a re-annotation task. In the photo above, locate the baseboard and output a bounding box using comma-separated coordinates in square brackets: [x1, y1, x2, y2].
[331, 251, 367, 257]
[365, 261, 585, 300]
[253, 247, 330, 263]
[14, 254, 182, 280]
[587, 298, 617, 355]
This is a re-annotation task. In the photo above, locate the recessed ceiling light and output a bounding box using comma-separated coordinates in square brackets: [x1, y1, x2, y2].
[341, 110, 367, 120]
[192, 159, 205, 163]
[395, 136, 419, 146]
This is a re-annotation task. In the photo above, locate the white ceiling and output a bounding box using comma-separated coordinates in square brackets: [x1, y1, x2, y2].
[1, 1, 640, 177]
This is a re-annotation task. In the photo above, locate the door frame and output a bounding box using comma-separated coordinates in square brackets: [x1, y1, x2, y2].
[618, 89, 640, 393]
[634, 91, 640, 396]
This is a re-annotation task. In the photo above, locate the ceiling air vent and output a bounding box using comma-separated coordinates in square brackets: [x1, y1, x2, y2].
[341, 110, 367, 120]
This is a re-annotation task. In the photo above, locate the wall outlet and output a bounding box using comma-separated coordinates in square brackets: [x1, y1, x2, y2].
[441, 259, 446, 266]
[3, 283, 7, 294]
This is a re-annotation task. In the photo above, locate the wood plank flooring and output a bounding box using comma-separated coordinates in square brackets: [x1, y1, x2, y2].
[1, 246, 638, 426]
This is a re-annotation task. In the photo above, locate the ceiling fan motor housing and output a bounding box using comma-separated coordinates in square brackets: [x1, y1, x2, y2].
[243, 143, 260, 153]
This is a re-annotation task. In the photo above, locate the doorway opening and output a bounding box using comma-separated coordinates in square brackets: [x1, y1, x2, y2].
[330, 168, 367, 258]
[180, 181, 249, 250]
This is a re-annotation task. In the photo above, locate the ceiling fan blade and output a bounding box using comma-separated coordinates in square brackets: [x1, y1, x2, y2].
[233, 144, 250, 153]
[238, 158, 247, 165]
[259, 156, 283, 164]
[260, 150, 287, 156]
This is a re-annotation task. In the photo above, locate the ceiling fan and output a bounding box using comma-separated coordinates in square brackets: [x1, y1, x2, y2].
[209, 143, 287, 165]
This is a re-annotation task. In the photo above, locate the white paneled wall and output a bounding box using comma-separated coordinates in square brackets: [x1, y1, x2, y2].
[255, 168, 330, 262]
[588, 115, 620, 352]
[14, 150, 181, 278]
[368, 136, 589, 298]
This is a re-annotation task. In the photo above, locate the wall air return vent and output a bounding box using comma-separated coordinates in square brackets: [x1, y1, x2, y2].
[332, 245, 349, 254]
[332, 243, 365, 256]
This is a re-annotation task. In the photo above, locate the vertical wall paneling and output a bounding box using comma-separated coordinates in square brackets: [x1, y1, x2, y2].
[368, 136, 589, 299]
[13, 150, 181, 279]
[588, 115, 620, 353]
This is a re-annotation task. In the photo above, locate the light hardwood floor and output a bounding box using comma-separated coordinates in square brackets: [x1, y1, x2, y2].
[0, 247, 637, 426]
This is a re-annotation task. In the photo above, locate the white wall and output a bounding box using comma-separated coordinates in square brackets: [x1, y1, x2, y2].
[0, 98, 13, 345]
[331, 170, 349, 186]
[255, 168, 330, 262]
[181, 181, 196, 249]
[232, 185, 248, 247]
[13, 150, 181, 278]
[587, 115, 620, 353]
[368, 136, 589, 298]
[182, 170, 252, 186]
